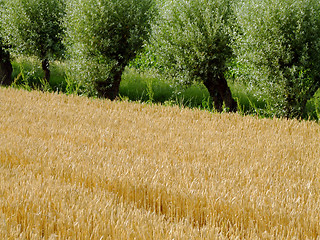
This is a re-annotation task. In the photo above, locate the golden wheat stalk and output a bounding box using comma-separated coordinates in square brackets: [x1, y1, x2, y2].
[1, 88, 320, 239]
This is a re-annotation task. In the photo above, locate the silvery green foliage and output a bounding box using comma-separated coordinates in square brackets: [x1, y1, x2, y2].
[2, 0, 65, 60]
[64, 0, 156, 98]
[0, 1, 6, 51]
[0, 1, 9, 53]
[0, 1, 13, 85]
[235, 0, 320, 118]
[151, 0, 234, 86]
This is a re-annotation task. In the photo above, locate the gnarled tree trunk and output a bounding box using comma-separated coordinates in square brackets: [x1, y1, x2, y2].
[96, 68, 124, 100]
[42, 58, 50, 82]
[203, 73, 237, 113]
[0, 50, 13, 86]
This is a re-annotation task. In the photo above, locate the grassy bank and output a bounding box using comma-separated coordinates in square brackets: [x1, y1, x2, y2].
[10, 57, 320, 120]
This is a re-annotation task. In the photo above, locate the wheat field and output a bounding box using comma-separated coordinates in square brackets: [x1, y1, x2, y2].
[1, 87, 320, 239]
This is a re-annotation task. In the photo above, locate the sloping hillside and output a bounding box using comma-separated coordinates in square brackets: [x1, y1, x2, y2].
[1, 87, 320, 239]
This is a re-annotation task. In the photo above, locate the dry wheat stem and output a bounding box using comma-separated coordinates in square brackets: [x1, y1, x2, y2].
[0, 88, 320, 239]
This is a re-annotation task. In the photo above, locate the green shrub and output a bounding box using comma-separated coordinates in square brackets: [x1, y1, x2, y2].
[235, 0, 320, 119]
[2, 0, 65, 82]
[151, 0, 237, 112]
[64, 0, 156, 100]
[129, 44, 159, 72]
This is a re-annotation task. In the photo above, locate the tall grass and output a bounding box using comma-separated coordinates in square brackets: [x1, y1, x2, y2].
[1, 88, 320, 239]
[11, 57, 67, 92]
[121, 68, 210, 108]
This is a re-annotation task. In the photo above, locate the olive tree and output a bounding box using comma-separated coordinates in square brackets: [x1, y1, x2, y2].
[2, 0, 65, 82]
[234, 0, 320, 118]
[151, 0, 237, 112]
[0, 1, 12, 86]
[65, 0, 156, 99]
